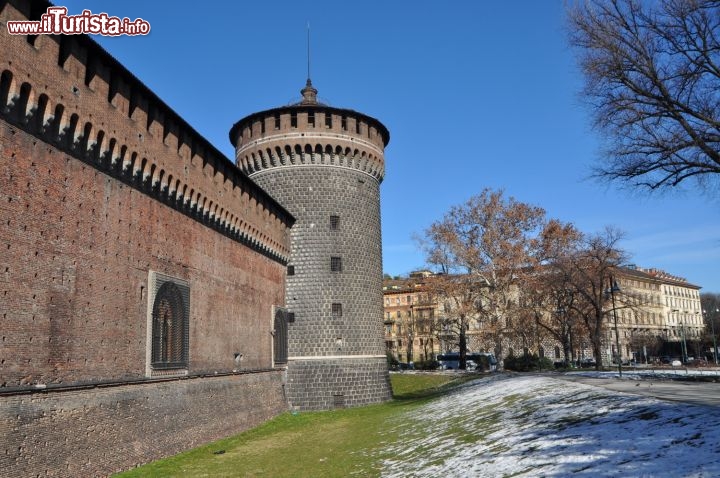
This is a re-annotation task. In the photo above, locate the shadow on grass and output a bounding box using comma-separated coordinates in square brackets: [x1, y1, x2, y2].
[391, 374, 485, 402]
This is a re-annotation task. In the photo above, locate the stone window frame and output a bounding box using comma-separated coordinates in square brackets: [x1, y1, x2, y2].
[145, 271, 190, 378]
[273, 306, 289, 366]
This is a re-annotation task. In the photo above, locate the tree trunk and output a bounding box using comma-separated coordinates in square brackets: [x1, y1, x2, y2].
[459, 318, 467, 370]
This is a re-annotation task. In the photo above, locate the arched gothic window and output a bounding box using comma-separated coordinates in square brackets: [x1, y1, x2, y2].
[151, 281, 189, 369]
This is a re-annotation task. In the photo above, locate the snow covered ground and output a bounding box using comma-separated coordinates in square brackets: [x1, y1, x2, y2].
[379, 374, 720, 477]
[572, 368, 720, 380]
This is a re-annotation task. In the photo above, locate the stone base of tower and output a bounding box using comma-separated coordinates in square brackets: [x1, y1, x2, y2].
[285, 357, 392, 411]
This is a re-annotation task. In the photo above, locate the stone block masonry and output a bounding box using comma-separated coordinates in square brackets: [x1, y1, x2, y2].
[286, 358, 391, 410]
[231, 80, 393, 410]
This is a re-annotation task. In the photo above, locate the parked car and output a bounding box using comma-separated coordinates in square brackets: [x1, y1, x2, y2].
[579, 358, 596, 368]
[437, 352, 497, 372]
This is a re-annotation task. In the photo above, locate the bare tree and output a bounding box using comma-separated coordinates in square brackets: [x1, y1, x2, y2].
[702, 292, 720, 313]
[702, 292, 720, 361]
[419, 189, 547, 366]
[427, 274, 485, 369]
[523, 220, 589, 366]
[569, 0, 720, 191]
[525, 275, 585, 366]
[555, 227, 629, 368]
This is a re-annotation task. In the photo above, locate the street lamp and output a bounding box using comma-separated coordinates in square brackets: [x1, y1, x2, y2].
[672, 309, 688, 364]
[607, 276, 622, 378]
[704, 308, 719, 366]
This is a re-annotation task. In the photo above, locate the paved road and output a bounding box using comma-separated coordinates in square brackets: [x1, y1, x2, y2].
[558, 374, 720, 407]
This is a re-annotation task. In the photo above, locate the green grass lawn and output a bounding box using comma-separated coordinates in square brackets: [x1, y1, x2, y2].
[115, 373, 478, 478]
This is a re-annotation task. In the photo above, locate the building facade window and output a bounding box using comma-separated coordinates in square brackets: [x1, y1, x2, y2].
[287, 265, 295, 276]
[330, 256, 342, 272]
[330, 215, 340, 230]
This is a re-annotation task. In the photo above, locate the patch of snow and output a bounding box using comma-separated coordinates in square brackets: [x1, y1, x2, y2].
[570, 368, 720, 380]
[379, 375, 720, 477]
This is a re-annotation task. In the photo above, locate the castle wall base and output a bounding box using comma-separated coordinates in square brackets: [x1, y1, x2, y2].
[0, 371, 287, 477]
[286, 357, 391, 411]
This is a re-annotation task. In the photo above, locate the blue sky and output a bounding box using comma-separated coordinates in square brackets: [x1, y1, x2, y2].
[61, 1, 720, 292]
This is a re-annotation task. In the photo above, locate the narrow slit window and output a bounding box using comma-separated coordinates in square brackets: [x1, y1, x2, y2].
[308, 111, 315, 127]
[332, 303, 343, 318]
[330, 215, 340, 230]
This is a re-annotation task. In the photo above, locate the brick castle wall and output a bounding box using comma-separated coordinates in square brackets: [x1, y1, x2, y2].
[0, 0, 294, 474]
[0, 122, 286, 385]
[0, 371, 286, 478]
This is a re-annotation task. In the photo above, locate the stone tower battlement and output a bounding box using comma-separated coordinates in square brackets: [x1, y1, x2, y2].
[230, 80, 393, 411]
[229, 80, 389, 184]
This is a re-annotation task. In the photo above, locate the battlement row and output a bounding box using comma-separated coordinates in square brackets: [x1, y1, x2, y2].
[230, 106, 390, 153]
[0, 0, 293, 262]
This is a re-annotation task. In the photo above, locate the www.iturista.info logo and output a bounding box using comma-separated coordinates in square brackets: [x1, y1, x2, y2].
[6, 6, 150, 36]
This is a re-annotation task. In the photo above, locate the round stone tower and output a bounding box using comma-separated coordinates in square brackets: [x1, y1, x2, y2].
[230, 80, 392, 410]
